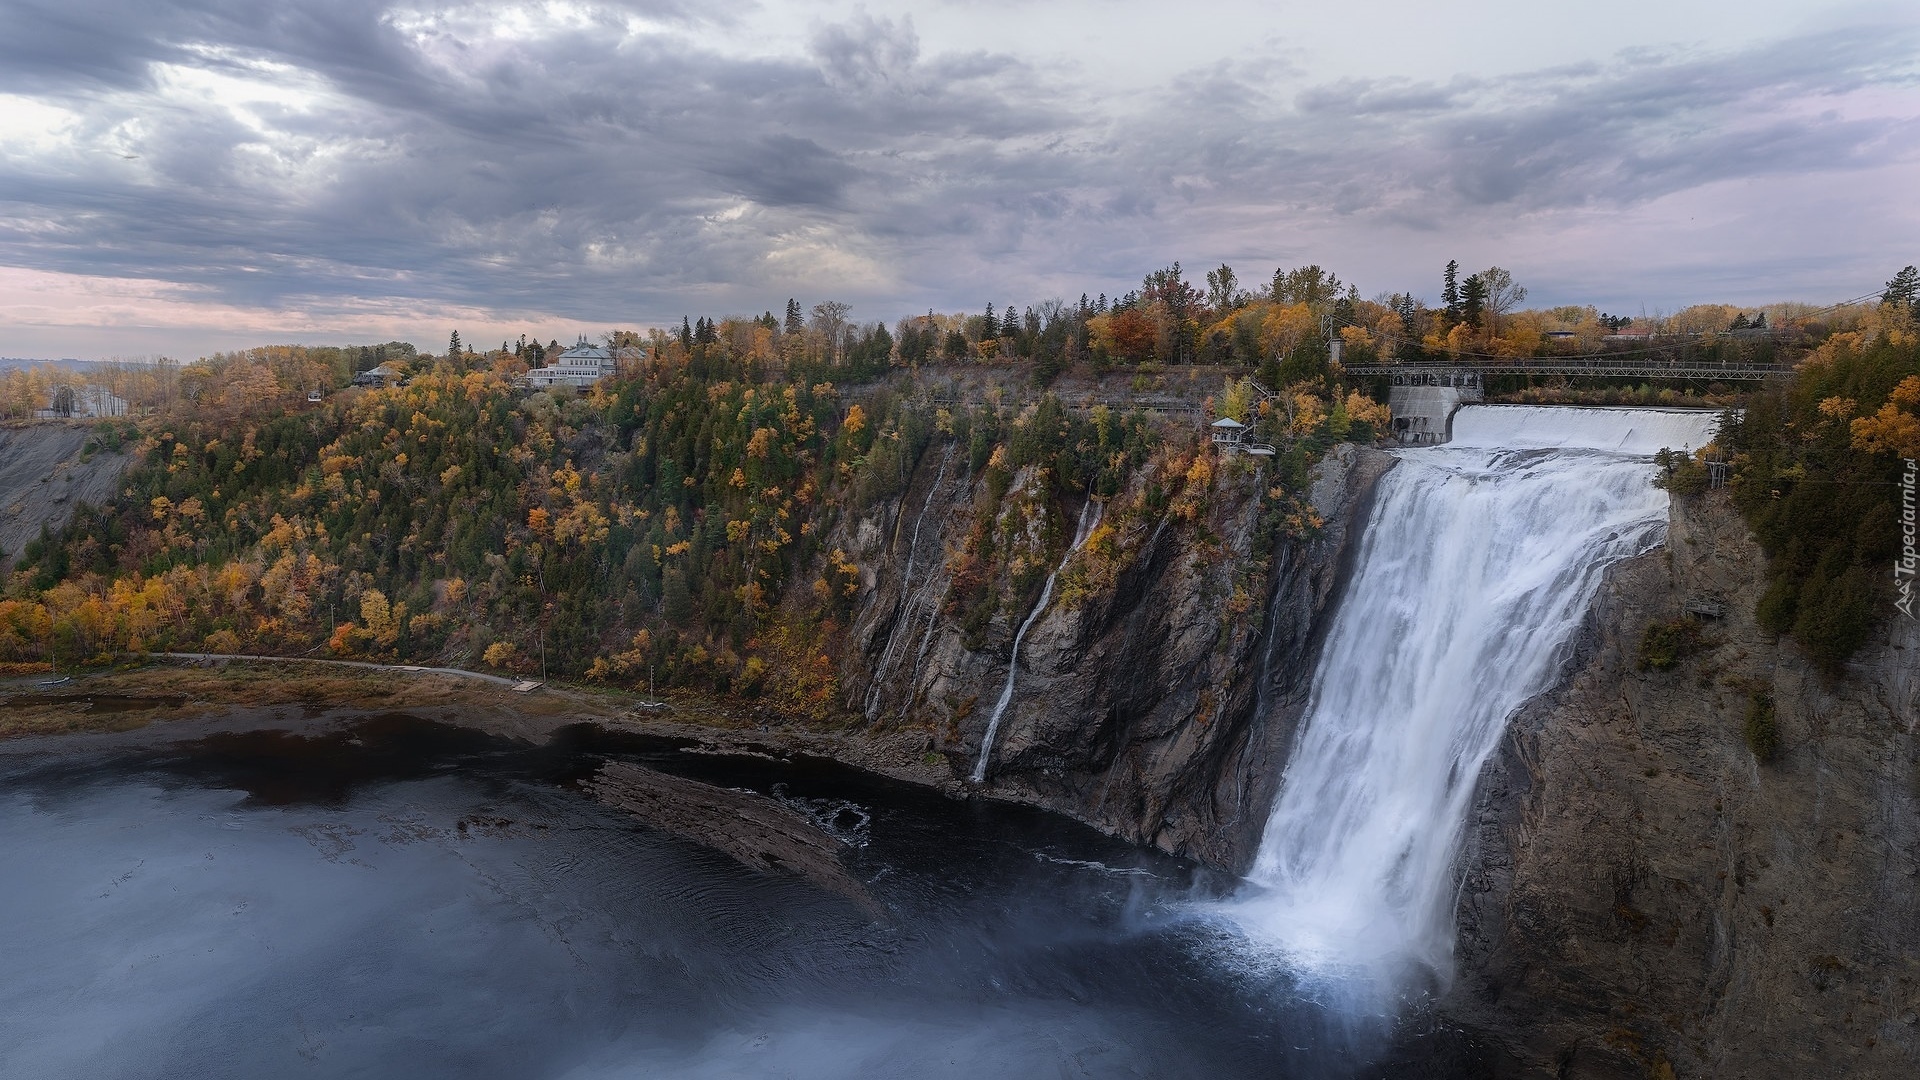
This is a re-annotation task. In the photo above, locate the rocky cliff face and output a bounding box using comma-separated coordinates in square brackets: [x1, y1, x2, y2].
[1452, 490, 1920, 1078]
[836, 436, 1919, 1073]
[0, 425, 128, 569]
[836, 438, 1394, 872]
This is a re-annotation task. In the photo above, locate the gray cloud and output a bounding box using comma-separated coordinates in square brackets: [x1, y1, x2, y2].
[0, 0, 1914, 341]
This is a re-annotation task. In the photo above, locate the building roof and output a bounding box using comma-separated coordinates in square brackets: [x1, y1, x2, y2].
[555, 337, 611, 362]
[1210, 417, 1246, 428]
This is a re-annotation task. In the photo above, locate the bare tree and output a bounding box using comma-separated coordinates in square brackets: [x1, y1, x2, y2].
[1480, 267, 1528, 335]
[1206, 264, 1242, 313]
[810, 301, 851, 364]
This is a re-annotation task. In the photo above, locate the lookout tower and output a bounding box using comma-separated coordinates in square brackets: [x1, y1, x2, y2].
[1210, 417, 1276, 457]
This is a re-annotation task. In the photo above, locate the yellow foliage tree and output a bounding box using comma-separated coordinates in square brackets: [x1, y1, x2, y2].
[1259, 304, 1316, 362]
[360, 588, 403, 648]
[1851, 375, 1920, 459]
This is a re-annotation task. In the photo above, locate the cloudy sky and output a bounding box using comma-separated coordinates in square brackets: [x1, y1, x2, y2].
[2, 0, 1917, 359]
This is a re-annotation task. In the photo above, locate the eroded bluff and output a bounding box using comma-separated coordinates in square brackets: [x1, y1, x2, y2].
[832, 439, 1393, 872]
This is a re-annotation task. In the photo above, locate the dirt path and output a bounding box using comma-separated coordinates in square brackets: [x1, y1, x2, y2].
[153, 652, 529, 688]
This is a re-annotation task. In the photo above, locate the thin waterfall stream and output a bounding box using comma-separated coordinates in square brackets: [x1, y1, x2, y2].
[972, 498, 1104, 784]
[1224, 406, 1719, 990]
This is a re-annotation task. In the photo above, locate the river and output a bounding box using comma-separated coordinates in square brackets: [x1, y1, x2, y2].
[0, 715, 1480, 1078]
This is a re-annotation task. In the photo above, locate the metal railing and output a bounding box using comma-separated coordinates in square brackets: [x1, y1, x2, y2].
[1342, 358, 1787, 381]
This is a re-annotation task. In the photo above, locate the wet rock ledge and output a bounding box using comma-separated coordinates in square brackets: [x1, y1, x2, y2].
[584, 760, 881, 917]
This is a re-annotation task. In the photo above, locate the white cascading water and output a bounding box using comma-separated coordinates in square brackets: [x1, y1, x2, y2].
[1225, 406, 1719, 986]
[972, 499, 1104, 783]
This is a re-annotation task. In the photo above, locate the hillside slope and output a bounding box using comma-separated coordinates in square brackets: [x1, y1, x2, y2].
[0, 424, 127, 568]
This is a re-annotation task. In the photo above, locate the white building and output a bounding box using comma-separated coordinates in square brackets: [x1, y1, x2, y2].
[525, 338, 616, 389]
[352, 363, 403, 387]
[35, 384, 128, 419]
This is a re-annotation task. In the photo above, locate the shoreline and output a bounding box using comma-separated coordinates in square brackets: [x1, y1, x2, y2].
[0, 655, 1218, 876]
[0, 654, 967, 797]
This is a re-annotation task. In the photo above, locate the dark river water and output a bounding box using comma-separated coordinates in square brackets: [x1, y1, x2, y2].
[0, 715, 1481, 1079]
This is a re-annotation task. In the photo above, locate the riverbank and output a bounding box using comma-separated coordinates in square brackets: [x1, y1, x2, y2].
[0, 672, 1304, 1080]
[0, 654, 962, 794]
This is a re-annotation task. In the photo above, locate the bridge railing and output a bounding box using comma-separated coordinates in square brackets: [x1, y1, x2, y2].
[1343, 357, 1788, 381]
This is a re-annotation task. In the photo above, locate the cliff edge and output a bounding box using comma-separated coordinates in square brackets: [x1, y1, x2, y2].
[1454, 489, 1920, 1077]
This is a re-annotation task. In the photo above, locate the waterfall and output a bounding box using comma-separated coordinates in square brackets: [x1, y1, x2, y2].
[865, 444, 954, 719]
[1225, 406, 1719, 984]
[971, 498, 1104, 784]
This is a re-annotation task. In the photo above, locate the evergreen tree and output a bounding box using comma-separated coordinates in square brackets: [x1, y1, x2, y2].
[680, 317, 694, 351]
[1390, 294, 1419, 360]
[784, 299, 804, 336]
[1442, 260, 1462, 327]
[448, 330, 462, 358]
[1332, 290, 1357, 331]
[1460, 274, 1488, 330]
[1883, 265, 1920, 315]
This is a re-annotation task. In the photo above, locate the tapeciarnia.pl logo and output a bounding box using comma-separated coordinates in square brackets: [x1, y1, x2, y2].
[1899, 458, 1917, 619]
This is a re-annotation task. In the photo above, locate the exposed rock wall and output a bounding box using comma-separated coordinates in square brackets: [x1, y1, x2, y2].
[836, 436, 1920, 1071]
[1452, 491, 1920, 1078]
[0, 424, 129, 569]
[836, 438, 1394, 872]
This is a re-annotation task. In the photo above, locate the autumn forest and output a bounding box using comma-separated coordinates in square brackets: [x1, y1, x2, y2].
[3, 261, 1917, 712]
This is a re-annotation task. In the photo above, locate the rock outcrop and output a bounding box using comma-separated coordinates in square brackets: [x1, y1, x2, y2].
[1452, 490, 1920, 1078]
[836, 436, 1393, 871]
[585, 760, 882, 917]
